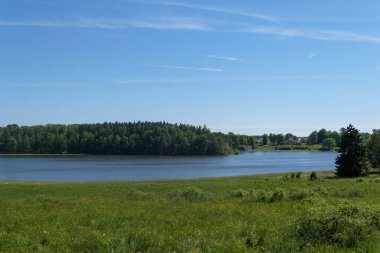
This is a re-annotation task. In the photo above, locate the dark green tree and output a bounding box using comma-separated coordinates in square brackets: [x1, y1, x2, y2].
[308, 131, 318, 145]
[368, 130, 380, 169]
[275, 134, 284, 145]
[262, 134, 269, 145]
[317, 129, 328, 144]
[335, 124, 369, 177]
[322, 138, 336, 151]
[4, 136, 17, 153]
[22, 135, 31, 153]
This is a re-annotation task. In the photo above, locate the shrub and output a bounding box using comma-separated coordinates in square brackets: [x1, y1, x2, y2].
[256, 191, 271, 202]
[230, 189, 249, 198]
[296, 201, 380, 248]
[290, 172, 296, 179]
[356, 177, 364, 183]
[170, 187, 214, 202]
[289, 189, 316, 200]
[270, 189, 285, 202]
[126, 190, 149, 200]
[313, 186, 329, 197]
[309, 171, 318, 180]
[295, 172, 302, 179]
[332, 190, 364, 199]
[293, 145, 308, 150]
[275, 146, 292, 150]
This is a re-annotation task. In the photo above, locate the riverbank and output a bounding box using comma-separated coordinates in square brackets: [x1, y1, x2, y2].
[255, 144, 338, 152]
[0, 172, 379, 252]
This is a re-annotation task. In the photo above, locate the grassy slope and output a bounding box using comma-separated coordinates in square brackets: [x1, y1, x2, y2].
[0, 173, 379, 252]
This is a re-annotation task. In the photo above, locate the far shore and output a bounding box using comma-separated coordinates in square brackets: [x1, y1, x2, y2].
[0, 148, 335, 157]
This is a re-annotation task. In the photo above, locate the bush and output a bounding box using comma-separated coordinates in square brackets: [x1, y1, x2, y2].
[295, 172, 302, 179]
[230, 189, 250, 198]
[275, 146, 292, 150]
[309, 171, 318, 180]
[332, 190, 364, 199]
[126, 190, 149, 200]
[296, 201, 380, 248]
[270, 189, 285, 202]
[293, 145, 309, 150]
[289, 189, 316, 200]
[313, 186, 329, 197]
[170, 187, 214, 202]
[290, 172, 296, 179]
[256, 191, 271, 202]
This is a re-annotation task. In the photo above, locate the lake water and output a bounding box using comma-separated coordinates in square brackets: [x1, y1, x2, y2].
[0, 152, 338, 182]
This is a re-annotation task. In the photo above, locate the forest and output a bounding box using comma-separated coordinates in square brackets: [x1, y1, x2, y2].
[0, 122, 256, 155]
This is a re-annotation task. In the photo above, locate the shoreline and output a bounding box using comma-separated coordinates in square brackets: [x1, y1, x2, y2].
[0, 170, 336, 184]
[0, 149, 334, 157]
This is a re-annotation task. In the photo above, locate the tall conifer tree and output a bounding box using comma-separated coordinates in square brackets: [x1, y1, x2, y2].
[335, 124, 368, 177]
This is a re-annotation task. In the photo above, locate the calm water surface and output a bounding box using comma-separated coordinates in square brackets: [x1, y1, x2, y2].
[0, 152, 337, 182]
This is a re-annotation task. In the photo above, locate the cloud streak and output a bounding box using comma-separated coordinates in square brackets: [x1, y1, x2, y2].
[1, 17, 380, 44]
[198, 54, 242, 61]
[138, 64, 223, 72]
[243, 26, 380, 44]
[308, 52, 319, 58]
[0, 17, 211, 31]
[137, 0, 279, 23]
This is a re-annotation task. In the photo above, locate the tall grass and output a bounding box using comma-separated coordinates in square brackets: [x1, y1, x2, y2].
[0, 173, 379, 252]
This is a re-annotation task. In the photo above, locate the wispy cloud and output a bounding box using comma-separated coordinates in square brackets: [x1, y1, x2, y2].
[2, 16, 380, 44]
[114, 74, 356, 85]
[197, 54, 242, 61]
[0, 17, 211, 31]
[138, 64, 223, 72]
[308, 52, 319, 58]
[137, 0, 279, 23]
[243, 26, 380, 44]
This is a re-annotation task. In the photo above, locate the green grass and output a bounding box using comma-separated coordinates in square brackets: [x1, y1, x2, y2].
[0, 172, 380, 252]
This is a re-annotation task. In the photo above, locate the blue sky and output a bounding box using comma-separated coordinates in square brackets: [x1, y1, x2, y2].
[1, 0, 380, 135]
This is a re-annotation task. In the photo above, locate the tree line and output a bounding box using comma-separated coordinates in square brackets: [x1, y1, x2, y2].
[259, 129, 340, 150]
[0, 122, 256, 156]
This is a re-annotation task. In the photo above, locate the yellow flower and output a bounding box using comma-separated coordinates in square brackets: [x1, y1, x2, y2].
[90, 229, 101, 237]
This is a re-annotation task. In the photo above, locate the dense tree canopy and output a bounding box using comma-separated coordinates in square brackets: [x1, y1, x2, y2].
[308, 129, 340, 145]
[335, 124, 369, 177]
[368, 130, 380, 169]
[321, 138, 336, 151]
[0, 122, 256, 156]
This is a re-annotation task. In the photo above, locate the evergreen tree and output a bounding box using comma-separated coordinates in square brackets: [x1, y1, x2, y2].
[368, 130, 380, 169]
[262, 134, 269, 145]
[335, 124, 369, 177]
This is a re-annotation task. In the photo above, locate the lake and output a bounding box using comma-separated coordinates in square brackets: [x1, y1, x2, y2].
[0, 152, 338, 182]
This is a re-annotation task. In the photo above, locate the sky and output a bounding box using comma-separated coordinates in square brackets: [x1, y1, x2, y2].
[1, 0, 380, 136]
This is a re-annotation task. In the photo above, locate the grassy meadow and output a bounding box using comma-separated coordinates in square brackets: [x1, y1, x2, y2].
[0, 172, 380, 252]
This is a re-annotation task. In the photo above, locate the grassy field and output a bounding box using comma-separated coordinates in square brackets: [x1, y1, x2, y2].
[0, 172, 379, 252]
